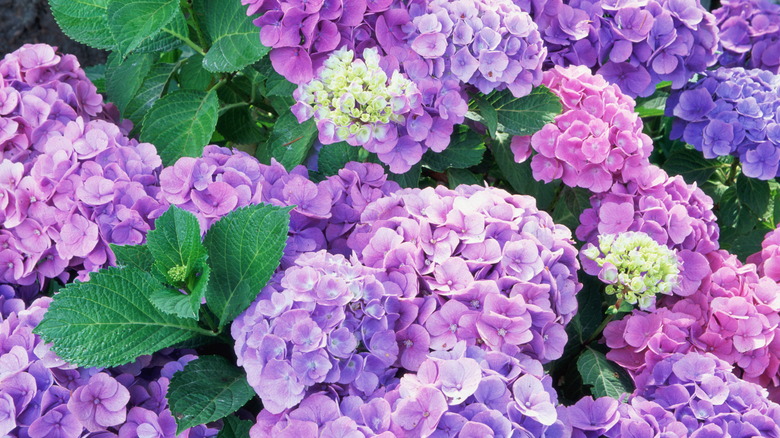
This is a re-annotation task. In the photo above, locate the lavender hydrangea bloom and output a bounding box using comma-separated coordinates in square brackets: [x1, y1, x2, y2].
[714, 0, 780, 73]
[667, 67, 780, 180]
[0, 44, 163, 287]
[518, 0, 719, 97]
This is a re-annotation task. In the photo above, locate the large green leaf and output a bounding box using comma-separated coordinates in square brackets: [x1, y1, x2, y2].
[105, 52, 155, 114]
[318, 142, 360, 177]
[124, 62, 178, 127]
[662, 149, 720, 186]
[194, 0, 270, 72]
[257, 111, 318, 170]
[387, 162, 422, 188]
[204, 204, 291, 327]
[485, 86, 561, 136]
[447, 168, 483, 188]
[168, 356, 255, 433]
[107, 0, 179, 56]
[422, 126, 485, 172]
[217, 107, 264, 145]
[217, 416, 253, 438]
[736, 173, 771, 217]
[110, 243, 154, 272]
[135, 9, 189, 54]
[34, 267, 210, 367]
[49, 0, 115, 50]
[140, 90, 220, 166]
[577, 347, 634, 399]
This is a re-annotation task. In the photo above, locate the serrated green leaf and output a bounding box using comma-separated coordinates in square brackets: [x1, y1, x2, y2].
[134, 9, 189, 54]
[662, 149, 720, 185]
[179, 55, 214, 91]
[140, 90, 220, 166]
[125, 62, 178, 128]
[264, 70, 297, 97]
[168, 356, 255, 433]
[217, 416, 253, 438]
[217, 107, 263, 144]
[110, 243, 154, 272]
[204, 204, 291, 327]
[635, 91, 668, 118]
[257, 111, 317, 170]
[577, 347, 634, 399]
[107, 0, 179, 56]
[422, 126, 485, 172]
[105, 52, 155, 114]
[50, 0, 115, 50]
[34, 267, 211, 367]
[147, 206, 207, 285]
[485, 86, 561, 136]
[736, 173, 771, 216]
[193, 0, 270, 72]
[150, 288, 198, 319]
[472, 94, 498, 138]
[447, 168, 483, 188]
[318, 142, 360, 177]
[492, 132, 558, 210]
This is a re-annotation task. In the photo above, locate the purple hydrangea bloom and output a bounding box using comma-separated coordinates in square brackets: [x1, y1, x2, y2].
[714, 0, 780, 73]
[667, 67, 780, 180]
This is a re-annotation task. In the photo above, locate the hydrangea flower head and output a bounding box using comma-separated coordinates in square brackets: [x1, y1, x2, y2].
[667, 67, 780, 180]
[748, 226, 780, 282]
[512, 65, 653, 192]
[582, 231, 680, 310]
[292, 48, 423, 159]
[714, 0, 780, 73]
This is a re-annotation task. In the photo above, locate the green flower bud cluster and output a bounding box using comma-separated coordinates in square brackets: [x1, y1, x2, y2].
[291, 47, 421, 146]
[582, 231, 680, 310]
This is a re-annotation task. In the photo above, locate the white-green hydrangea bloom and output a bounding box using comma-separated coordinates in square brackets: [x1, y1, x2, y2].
[291, 47, 421, 148]
[582, 231, 680, 310]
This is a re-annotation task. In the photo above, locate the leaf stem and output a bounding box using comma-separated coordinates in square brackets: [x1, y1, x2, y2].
[725, 159, 740, 186]
[163, 27, 206, 57]
[218, 102, 250, 115]
[585, 298, 623, 345]
[181, 0, 209, 51]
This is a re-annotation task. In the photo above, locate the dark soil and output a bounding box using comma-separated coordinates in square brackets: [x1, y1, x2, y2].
[0, 1, 107, 66]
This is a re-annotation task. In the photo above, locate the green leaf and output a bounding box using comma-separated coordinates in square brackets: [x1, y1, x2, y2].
[105, 52, 155, 114]
[84, 64, 107, 94]
[34, 267, 210, 367]
[264, 69, 297, 97]
[491, 132, 558, 210]
[168, 356, 255, 434]
[318, 142, 360, 177]
[147, 206, 206, 284]
[736, 173, 771, 216]
[217, 416, 253, 438]
[485, 86, 561, 136]
[193, 0, 270, 72]
[635, 91, 669, 118]
[179, 55, 214, 91]
[150, 288, 199, 319]
[720, 225, 773, 262]
[447, 168, 483, 188]
[718, 186, 741, 229]
[422, 126, 485, 172]
[257, 111, 318, 170]
[134, 9, 189, 54]
[49, 0, 115, 50]
[110, 244, 154, 272]
[107, 0, 179, 56]
[561, 274, 604, 362]
[125, 62, 178, 127]
[204, 204, 291, 327]
[662, 149, 720, 186]
[387, 162, 422, 188]
[140, 90, 220, 166]
[472, 94, 498, 138]
[577, 347, 634, 399]
[217, 107, 263, 144]
[552, 186, 592, 233]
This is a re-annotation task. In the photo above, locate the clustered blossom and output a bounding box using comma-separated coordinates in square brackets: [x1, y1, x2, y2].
[748, 226, 780, 282]
[582, 231, 680, 310]
[0, 288, 218, 437]
[0, 44, 162, 286]
[158, 146, 399, 265]
[511, 65, 653, 193]
[667, 67, 780, 180]
[714, 0, 780, 73]
[400, 0, 546, 98]
[348, 184, 581, 362]
[292, 48, 425, 172]
[577, 165, 719, 297]
[604, 249, 780, 396]
[518, 0, 719, 98]
[248, 342, 569, 437]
